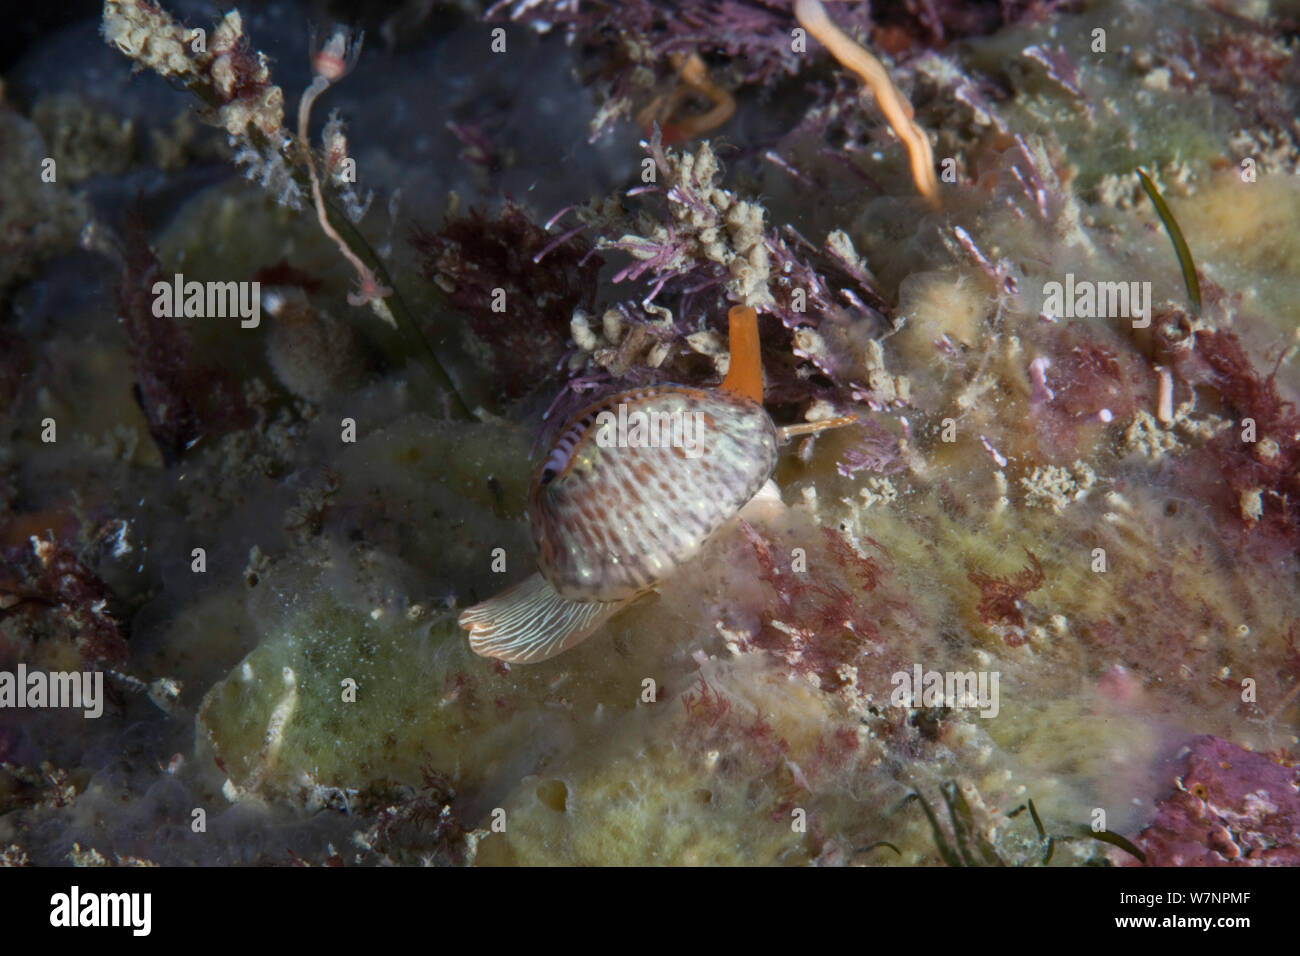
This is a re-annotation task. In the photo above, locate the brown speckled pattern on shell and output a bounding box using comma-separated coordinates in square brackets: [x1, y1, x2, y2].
[530, 386, 778, 602]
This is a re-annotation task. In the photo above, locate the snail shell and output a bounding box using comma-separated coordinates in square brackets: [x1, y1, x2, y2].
[460, 385, 778, 664]
[531, 386, 778, 602]
[459, 305, 852, 664]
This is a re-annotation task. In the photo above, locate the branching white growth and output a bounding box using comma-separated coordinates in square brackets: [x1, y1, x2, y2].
[322, 111, 374, 223]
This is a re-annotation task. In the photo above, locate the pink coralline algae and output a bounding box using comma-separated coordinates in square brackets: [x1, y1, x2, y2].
[1133, 736, 1300, 866]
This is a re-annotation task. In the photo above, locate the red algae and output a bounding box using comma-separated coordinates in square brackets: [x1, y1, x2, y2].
[968, 550, 1044, 639]
[1134, 736, 1300, 866]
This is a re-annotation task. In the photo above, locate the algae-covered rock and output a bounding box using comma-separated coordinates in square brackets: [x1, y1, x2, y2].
[6, 0, 1299, 870]
[0, 111, 89, 296]
[477, 660, 850, 866]
[197, 598, 479, 799]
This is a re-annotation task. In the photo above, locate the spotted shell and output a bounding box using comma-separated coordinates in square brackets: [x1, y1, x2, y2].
[529, 385, 778, 602]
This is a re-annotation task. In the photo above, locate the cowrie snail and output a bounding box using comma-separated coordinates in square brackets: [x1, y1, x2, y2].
[459, 306, 856, 663]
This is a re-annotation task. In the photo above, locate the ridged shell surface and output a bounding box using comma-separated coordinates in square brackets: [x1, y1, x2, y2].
[531, 386, 778, 602]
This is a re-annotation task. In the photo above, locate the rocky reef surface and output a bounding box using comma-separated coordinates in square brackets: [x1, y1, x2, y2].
[0, 0, 1297, 866]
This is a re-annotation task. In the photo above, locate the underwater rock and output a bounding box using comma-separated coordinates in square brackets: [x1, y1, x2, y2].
[3, 0, 1298, 871]
[30, 93, 135, 184]
[263, 292, 371, 404]
[1134, 736, 1300, 866]
[197, 599, 482, 801]
[0, 111, 88, 297]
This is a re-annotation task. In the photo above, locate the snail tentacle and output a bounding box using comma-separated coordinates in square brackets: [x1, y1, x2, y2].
[776, 415, 858, 444]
